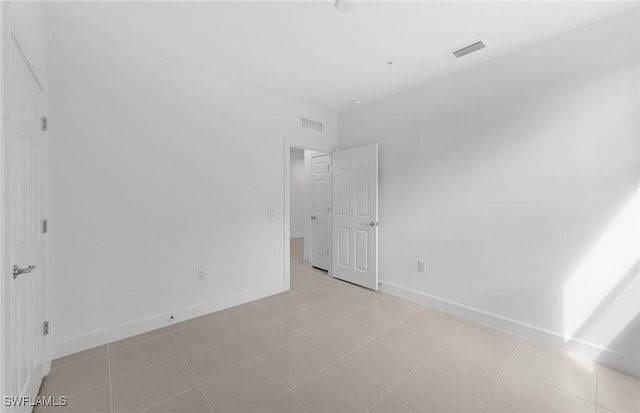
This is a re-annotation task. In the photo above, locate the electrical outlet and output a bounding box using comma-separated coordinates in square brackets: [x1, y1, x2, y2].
[417, 260, 426, 272]
[266, 208, 275, 218]
[197, 269, 207, 281]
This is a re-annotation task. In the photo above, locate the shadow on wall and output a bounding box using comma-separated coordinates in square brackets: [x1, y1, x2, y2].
[563, 187, 639, 372]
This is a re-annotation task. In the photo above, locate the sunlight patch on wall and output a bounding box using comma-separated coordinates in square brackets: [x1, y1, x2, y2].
[563, 189, 639, 343]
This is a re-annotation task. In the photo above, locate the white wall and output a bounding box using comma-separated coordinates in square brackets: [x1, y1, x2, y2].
[47, 23, 337, 357]
[290, 149, 306, 238]
[339, 10, 639, 375]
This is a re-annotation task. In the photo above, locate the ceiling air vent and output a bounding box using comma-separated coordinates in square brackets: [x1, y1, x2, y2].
[452, 40, 486, 58]
[302, 118, 323, 132]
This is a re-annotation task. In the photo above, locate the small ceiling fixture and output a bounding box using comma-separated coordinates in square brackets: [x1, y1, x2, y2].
[452, 40, 486, 58]
[351, 98, 362, 104]
[335, 0, 354, 13]
[386, 61, 394, 66]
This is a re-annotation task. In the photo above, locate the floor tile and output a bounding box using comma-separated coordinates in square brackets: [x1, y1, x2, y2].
[366, 296, 423, 325]
[343, 339, 421, 391]
[50, 345, 107, 370]
[111, 357, 197, 413]
[341, 307, 399, 338]
[218, 305, 274, 333]
[432, 343, 508, 397]
[483, 400, 514, 412]
[290, 279, 317, 293]
[369, 395, 417, 413]
[401, 308, 465, 341]
[183, 335, 256, 383]
[320, 278, 371, 295]
[200, 358, 290, 413]
[255, 390, 315, 413]
[257, 294, 312, 318]
[309, 320, 372, 358]
[238, 320, 303, 355]
[341, 290, 387, 309]
[109, 328, 170, 352]
[39, 353, 109, 397]
[169, 315, 234, 353]
[295, 362, 385, 413]
[110, 333, 180, 380]
[491, 369, 595, 412]
[261, 338, 337, 387]
[280, 306, 340, 336]
[510, 340, 596, 402]
[445, 322, 521, 364]
[144, 387, 212, 413]
[374, 323, 445, 362]
[392, 362, 488, 413]
[312, 295, 372, 319]
[292, 287, 336, 307]
[597, 365, 640, 413]
[35, 383, 111, 413]
[432, 324, 520, 397]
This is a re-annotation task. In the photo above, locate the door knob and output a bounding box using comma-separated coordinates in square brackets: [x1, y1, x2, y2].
[311, 216, 316, 220]
[13, 265, 36, 279]
[364, 221, 378, 227]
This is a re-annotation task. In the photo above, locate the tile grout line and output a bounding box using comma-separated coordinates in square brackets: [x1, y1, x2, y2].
[483, 338, 524, 410]
[332, 304, 433, 363]
[166, 325, 216, 413]
[387, 360, 425, 395]
[139, 384, 202, 413]
[248, 339, 320, 413]
[236, 280, 397, 407]
[109, 352, 185, 383]
[269, 303, 429, 405]
[505, 351, 601, 407]
[106, 344, 114, 413]
[49, 348, 109, 371]
[231, 329, 306, 410]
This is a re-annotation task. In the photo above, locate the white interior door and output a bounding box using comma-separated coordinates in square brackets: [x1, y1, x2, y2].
[310, 153, 331, 271]
[4, 21, 48, 410]
[331, 144, 378, 290]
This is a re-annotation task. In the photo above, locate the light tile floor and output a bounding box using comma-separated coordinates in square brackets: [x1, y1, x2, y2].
[36, 239, 639, 413]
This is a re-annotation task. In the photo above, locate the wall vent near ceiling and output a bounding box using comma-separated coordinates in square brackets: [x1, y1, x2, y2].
[452, 40, 486, 58]
[302, 118, 323, 132]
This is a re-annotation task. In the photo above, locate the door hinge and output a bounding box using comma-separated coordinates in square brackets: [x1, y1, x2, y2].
[41, 116, 48, 131]
[327, 164, 330, 171]
[42, 219, 48, 234]
[43, 321, 49, 336]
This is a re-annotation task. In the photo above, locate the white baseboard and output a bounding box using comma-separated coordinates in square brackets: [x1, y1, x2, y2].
[380, 281, 640, 377]
[51, 283, 288, 359]
[290, 233, 304, 239]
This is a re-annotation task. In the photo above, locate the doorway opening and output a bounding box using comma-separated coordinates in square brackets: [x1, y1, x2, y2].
[284, 138, 380, 291]
[289, 147, 331, 273]
[283, 139, 333, 287]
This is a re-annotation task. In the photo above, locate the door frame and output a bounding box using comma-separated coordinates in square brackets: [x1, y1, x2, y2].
[283, 137, 334, 288]
[0, 3, 51, 401]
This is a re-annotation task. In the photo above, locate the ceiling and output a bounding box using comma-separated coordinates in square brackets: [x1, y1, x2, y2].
[42, 1, 638, 113]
